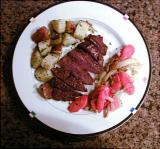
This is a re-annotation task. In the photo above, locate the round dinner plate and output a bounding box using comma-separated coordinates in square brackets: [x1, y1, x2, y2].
[12, 1, 151, 135]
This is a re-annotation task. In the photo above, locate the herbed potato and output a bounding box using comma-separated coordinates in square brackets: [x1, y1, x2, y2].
[31, 50, 42, 69]
[51, 34, 62, 46]
[40, 46, 52, 56]
[35, 67, 53, 82]
[66, 21, 77, 33]
[51, 20, 66, 33]
[38, 40, 52, 56]
[74, 21, 90, 40]
[62, 33, 77, 46]
[41, 54, 59, 70]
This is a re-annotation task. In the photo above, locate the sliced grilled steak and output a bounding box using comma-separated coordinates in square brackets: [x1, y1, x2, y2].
[39, 83, 53, 99]
[51, 67, 87, 92]
[85, 34, 107, 55]
[77, 49, 103, 73]
[59, 56, 94, 85]
[68, 49, 101, 73]
[78, 40, 104, 66]
[50, 77, 74, 92]
[52, 88, 82, 101]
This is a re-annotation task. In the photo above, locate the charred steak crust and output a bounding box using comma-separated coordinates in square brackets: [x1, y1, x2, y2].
[85, 34, 108, 55]
[50, 77, 74, 92]
[51, 67, 87, 92]
[58, 55, 94, 85]
[78, 40, 104, 66]
[52, 88, 82, 101]
[68, 49, 101, 73]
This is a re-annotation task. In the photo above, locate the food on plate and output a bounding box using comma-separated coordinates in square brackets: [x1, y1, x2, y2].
[51, 20, 66, 33]
[97, 45, 139, 86]
[31, 49, 42, 68]
[38, 40, 52, 56]
[39, 83, 53, 99]
[68, 49, 102, 73]
[86, 34, 107, 55]
[51, 33, 62, 46]
[32, 26, 49, 43]
[41, 54, 59, 70]
[52, 44, 63, 54]
[78, 38, 104, 66]
[52, 88, 82, 101]
[74, 20, 90, 39]
[59, 55, 94, 85]
[35, 67, 53, 82]
[62, 33, 77, 46]
[38, 34, 107, 99]
[51, 67, 87, 92]
[68, 95, 88, 112]
[66, 21, 77, 33]
[31, 19, 140, 118]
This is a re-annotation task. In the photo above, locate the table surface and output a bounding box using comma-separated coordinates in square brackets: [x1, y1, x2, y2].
[1, 0, 160, 148]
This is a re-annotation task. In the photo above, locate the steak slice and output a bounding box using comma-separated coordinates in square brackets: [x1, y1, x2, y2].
[51, 67, 87, 92]
[52, 88, 82, 101]
[85, 34, 107, 55]
[39, 83, 53, 99]
[68, 49, 101, 73]
[77, 49, 103, 73]
[78, 40, 104, 66]
[59, 56, 94, 85]
[50, 77, 74, 92]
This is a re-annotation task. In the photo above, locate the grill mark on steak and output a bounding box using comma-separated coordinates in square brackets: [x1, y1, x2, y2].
[68, 49, 101, 73]
[85, 34, 107, 55]
[77, 49, 103, 73]
[50, 77, 75, 92]
[78, 40, 104, 66]
[52, 88, 82, 101]
[51, 67, 87, 92]
[59, 56, 94, 85]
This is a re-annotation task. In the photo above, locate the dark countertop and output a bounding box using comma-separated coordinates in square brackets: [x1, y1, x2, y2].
[1, 0, 160, 148]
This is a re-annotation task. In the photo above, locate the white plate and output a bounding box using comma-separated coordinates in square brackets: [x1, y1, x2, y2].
[12, 1, 151, 135]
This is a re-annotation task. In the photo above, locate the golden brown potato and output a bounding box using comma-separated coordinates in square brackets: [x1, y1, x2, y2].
[51, 20, 66, 33]
[35, 67, 53, 82]
[41, 54, 59, 70]
[31, 50, 42, 69]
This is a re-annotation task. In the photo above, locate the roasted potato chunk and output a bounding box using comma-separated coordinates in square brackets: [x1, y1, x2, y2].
[74, 21, 90, 40]
[62, 33, 77, 46]
[41, 54, 59, 70]
[31, 26, 49, 43]
[31, 50, 42, 69]
[51, 34, 62, 46]
[38, 40, 52, 56]
[35, 67, 53, 82]
[66, 21, 77, 33]
[51, 20, 66, 33]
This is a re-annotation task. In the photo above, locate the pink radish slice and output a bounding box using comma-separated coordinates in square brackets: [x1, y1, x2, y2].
[124, 83, 135, 95]
[118, 71, 133, 85]
[118, 71, 135, 95]
[113, 96, 120, 109]
[68, 95, 88, 112]
[119, 45, 135, 61]
[91, 99, 97, 111]
[97, 90, 106, 112]
[97, 85, 110, 113]
[110, 96, 120, 111]
[111, 74, 122, 93]
[103, 100, 110, 109]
